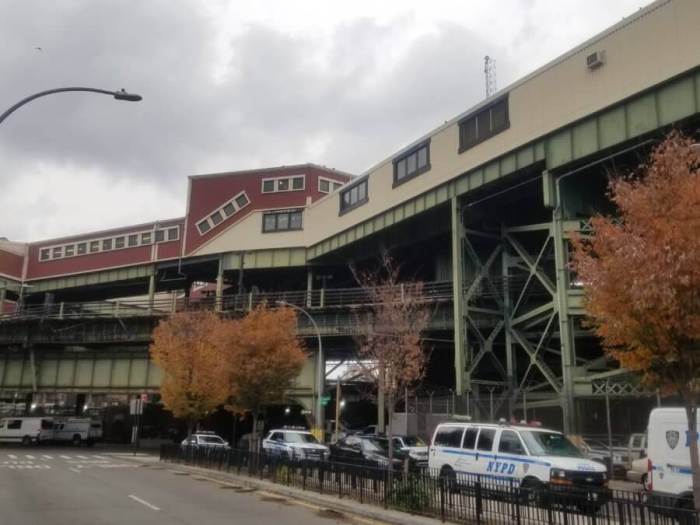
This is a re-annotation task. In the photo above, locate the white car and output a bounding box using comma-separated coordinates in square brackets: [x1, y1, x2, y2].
[429, 421, 609, 508]
[392, 435, 429, 467]
[626, 456, 648, 486]
[181, 432, 230, 450]
[262, 429, 329, 461]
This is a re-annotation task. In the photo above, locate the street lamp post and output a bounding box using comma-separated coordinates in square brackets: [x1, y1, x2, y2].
[276, 300, 324, 439]
[0, 87, 142, 126]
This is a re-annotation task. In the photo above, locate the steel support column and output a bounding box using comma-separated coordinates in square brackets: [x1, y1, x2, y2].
[501, 225, 516, 416]
[552, 174, 577, 435]
[147, 271, 156, 315]
[451, 196, 468, 395]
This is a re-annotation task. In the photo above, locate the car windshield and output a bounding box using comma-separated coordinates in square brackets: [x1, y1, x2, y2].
[283, 432, 318, 444]
[400, 436, 425, 447]
[520, 431, 582, 458]
[363, 438, 389, 453]
[199, 436, 226, 444]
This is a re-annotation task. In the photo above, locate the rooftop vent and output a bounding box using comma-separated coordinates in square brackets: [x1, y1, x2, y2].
[586, 50, 605, 70]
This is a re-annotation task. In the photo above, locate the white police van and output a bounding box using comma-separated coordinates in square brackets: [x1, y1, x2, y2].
[646, 408, 697, 511]
[262, 428, 329, 462]
[429, 420, 609, 507]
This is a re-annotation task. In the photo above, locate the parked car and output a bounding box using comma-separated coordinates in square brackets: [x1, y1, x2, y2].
[330, 435, 404, 469]
[429, 421, 609, 511]
[391, 435, 429, 468]
[181, 431, 230, 450]
[52, 418, 96, 446]
[262, 428, 329, 461]
[0, 417, 54, 445]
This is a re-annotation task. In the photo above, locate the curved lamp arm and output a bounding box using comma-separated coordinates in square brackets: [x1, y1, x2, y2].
[0, 87, 142, 126]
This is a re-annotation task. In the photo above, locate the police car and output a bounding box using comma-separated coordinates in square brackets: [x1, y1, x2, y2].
[262, 428, 330, 462]
[429, 419, 609, 508]
[646, 408, 697, 512]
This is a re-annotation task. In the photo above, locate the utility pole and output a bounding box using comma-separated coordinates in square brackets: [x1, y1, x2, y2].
[334, 380, 341, 442]
[484, 56, 497, 98]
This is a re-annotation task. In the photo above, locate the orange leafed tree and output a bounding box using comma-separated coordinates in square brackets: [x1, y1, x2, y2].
[571, 131, 700, 509]
[352, 251, 431, 462]
[224, 304, 307, 451]
[150, 310, 229, 436]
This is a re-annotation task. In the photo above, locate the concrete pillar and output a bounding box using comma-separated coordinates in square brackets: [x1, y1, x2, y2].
[215, 255, 224, 312]
[147, 272, 156, 314]
[451, 196, 468, 395]
[306, 268, 313, 308]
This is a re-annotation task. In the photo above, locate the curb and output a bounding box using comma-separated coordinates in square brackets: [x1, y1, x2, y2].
[159, 460, 446, 525]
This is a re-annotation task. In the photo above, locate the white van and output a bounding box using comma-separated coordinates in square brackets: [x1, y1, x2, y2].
[429, 421, 609, 507]
[0, 417, 54, 445]
[53, 418, 96, 446]
[646, 407, 697, 511]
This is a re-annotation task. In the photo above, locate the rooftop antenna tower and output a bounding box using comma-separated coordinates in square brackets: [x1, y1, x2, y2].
[484, 55, 497, 98]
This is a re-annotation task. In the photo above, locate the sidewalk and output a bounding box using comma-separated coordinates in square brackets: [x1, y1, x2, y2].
[154, 459, 444, 525]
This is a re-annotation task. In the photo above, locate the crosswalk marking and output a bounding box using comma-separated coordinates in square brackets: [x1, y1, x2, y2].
[42, 455, 54, 460]
[0, 453, 142, 472]
[25, 455, 35, 460]
[8, 454, 17, 459]
[59, 455, 71, 460]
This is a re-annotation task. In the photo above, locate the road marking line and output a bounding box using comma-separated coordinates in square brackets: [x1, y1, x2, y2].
[77, 455, 89, 459]
[128, 495, 160, 511]
[69, 467, 81, 474]
[42, 455, 54, 460]
[60, 455, 71, 460]
[8, 454, 17, 459]
[25, 455, 36, 460]
[93, 455, 107, 459]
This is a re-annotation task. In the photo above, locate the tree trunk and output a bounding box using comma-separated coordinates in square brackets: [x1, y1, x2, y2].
[187, 419, 194, 439]
[683, 399, 700, 511]
[251, 411, 258, 455]
[387, 392, 394, 463]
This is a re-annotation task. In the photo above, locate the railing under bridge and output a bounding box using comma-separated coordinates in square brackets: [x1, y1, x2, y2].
[0, 280, 455, 324]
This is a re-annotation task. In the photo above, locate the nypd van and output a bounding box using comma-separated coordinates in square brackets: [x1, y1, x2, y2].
[429, 421, 608, 506]
[646, 408, 697, 511]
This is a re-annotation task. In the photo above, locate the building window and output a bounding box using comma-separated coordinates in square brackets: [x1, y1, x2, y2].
[155, 230, 165, 243]
[291, 176, 304, 190]
[339, 179, 368, 214]
[115, 237, 125, 249]
[319, 177, 343, 194]
[128, 235, 138, 247]
[393, 141, 430, 186]
[64, 245, 74, 257]
[262, 210, 303, 233]
[222, 202, 235, 217]
[458, 96, 509, 153]
[196, 191, 251, 236]
[89, 241, 99, 253]
[197, 220, 211, 234]
[235, 194, 249, 208]
[261, 175, 305, 193]
[141, 232, 152, 245]
[102, 239, 112, 251]
[77, 243, 87, 255]
[40, 248, 50, 261]
[167, 227, 178, 241]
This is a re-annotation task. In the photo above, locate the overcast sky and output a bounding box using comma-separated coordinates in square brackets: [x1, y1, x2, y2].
[0, 0, 652, 242]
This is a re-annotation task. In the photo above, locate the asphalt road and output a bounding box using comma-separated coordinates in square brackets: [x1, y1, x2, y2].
[0, 446, 374, 525]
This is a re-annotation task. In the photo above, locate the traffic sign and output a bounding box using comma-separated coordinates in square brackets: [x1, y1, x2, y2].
[320, 395, 331, 406]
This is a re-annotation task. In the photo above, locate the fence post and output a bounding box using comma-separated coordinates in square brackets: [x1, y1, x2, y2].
[440, 477, 446, 522]
[383, 468, 388, 509]
[475, 477, 483, 525]
[617, 501, 626, 525]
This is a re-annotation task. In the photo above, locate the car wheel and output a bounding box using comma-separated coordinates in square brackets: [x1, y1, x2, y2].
[72, 435, 81, 447]
[440, 466, 457, 493]
[21, 436, 32, 446]
[520, 478, 545, 507]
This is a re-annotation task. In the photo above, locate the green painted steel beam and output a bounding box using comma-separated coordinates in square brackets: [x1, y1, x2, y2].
[27, 264, 155, 293]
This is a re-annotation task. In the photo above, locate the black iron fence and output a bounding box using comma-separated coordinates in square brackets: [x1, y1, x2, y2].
[160, 444, 697, 525]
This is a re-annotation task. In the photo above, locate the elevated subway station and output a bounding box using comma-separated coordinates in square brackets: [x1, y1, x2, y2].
[1, 0, 699, 438]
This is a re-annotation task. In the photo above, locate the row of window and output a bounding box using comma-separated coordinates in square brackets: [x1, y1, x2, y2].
[39, 226, 180, 262]
[318, 177, 344, 194]
[458, 96, 509, 152]
[337, 97, 509, 215]
[433, 426, 525, 455]
[339, 179, 368, 214]
[261, 175, 305, 193]
[262, 209, 303, 233]
[393, 141, 430, 186]
[196, 191, 251, 235]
